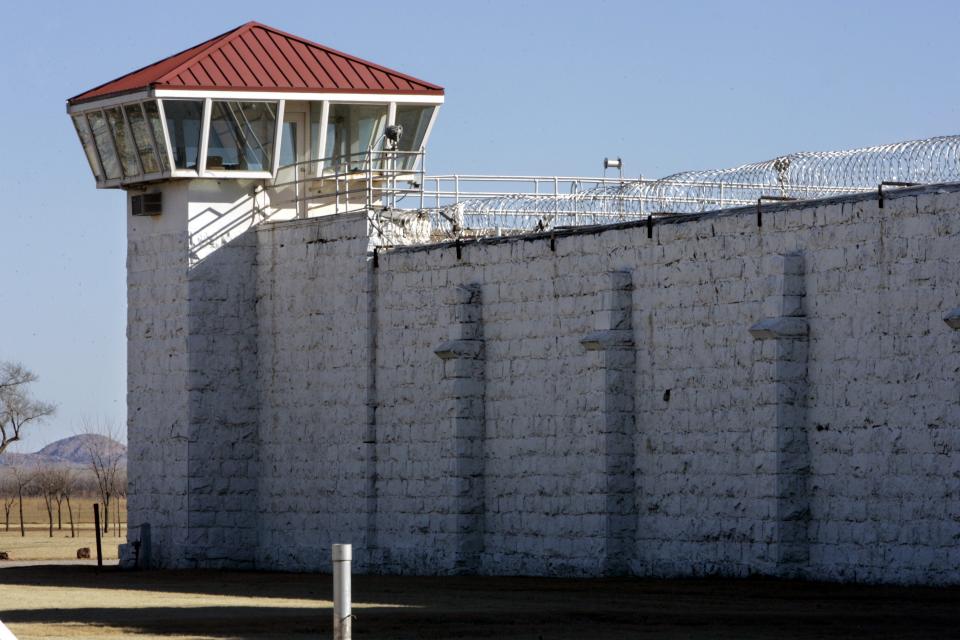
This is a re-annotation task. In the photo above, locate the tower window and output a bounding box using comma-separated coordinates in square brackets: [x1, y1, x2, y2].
[205, 101, 277, 172]
[163, 100, 204, 170]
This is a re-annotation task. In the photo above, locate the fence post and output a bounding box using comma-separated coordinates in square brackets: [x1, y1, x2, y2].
[93, 504, 103, 568]
[332, 544, 352, 640]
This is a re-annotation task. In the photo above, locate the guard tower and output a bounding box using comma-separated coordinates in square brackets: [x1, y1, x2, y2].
[68, 21, 444, 261]
[66, 23, 443, 569]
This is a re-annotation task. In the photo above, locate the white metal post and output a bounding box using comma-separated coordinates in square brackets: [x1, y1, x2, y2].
[197, 98, 212, 175]
[332, 544, 352, 640]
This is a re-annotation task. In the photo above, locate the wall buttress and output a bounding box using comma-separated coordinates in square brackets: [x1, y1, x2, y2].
[581, 270, 637, 576]
[749, 253, 810, 577]
[434, 284, 486, 573]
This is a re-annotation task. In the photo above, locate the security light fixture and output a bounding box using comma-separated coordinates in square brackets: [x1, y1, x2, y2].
[604, 157, 623, 179]
[386, 124, 404, 149]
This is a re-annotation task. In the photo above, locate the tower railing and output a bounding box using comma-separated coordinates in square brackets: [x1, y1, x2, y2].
[268, 148, 426, 215]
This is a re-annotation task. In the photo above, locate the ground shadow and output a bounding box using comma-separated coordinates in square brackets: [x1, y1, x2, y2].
[1, 566, 958, 639]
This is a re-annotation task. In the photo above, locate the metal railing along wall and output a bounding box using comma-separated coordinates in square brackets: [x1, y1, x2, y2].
[268, 134, 960, 234]
[429, 135, 960, 231]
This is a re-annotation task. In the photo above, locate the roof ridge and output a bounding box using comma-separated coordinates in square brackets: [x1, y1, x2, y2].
[246, 22, 442, 91]
[154, 22, 254, 86]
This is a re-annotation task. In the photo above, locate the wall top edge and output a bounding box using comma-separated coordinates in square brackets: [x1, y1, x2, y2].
[255, 210, 372, 233]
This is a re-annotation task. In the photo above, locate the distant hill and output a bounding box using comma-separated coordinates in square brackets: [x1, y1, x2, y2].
[0, 434, 126, 468]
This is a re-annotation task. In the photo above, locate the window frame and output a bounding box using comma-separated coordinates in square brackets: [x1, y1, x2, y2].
[69, 99, 174, 188]
[122, 103, 152, 175]
[119, 105, 145, 176]
[137, 101, 169, 173]
[323, 101, 393, 173]
[66, 91, 443, 187]
[71, 113, 105, 182]
[200, 98, 280, 179]
[162, 98, 207, 176]
[103, 105, 142, 178]
[392, 103, 439, 171]
[85, 109, 124, 183]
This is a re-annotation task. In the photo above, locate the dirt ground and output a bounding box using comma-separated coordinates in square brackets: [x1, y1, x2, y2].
[0, 525, 124, 561]
[0, 565, 958, 640]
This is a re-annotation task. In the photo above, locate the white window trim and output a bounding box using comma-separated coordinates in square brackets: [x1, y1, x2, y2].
[155, 99, 177, 172]
[153, 88, 443, 105]
[66, 90, 151, 114]
[271, 100, 286, 177]
[96, 177, 124, 189]
[71, 90, 442, 113]
[315, 100, 329, 176]
[202, 170, 274, 180]
[125, 171, 167, 185]
[197, 98, 212, 174]
[420, 105, 441, 153]
[95, 170, 169, 190]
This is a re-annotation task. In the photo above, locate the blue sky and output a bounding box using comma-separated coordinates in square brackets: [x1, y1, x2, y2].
[1, 0, 958, 451]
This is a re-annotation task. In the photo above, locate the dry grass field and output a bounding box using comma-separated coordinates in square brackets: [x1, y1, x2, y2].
[0, 565, 958, 640]
[11, 496, 127, 527]
[0, 497, 126, 561]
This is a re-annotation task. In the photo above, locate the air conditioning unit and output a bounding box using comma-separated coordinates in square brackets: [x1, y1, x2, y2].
[131, 193, 162, 216]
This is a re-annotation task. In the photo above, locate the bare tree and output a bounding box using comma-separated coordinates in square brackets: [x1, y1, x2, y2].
[0, 470, 16, 532]
[11, 466, 31, 537]
[54, 466, 77, 537]
[82, 419, 123, 534]
[33, 466, 60, 538]
[43, 465, 75, 534]
[114, 466, 127, 537]
[0, 362, 55, 456]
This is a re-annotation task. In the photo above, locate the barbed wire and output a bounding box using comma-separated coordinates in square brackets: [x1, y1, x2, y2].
[442, 134, 960, 231]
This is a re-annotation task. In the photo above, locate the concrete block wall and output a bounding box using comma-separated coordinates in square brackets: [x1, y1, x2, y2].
[254, 213, 375, 571]
[801, 193, 960, 583]
[184, 227, 259, 568]
[127, 183, 960, 583]
[126, 183, 191, 567]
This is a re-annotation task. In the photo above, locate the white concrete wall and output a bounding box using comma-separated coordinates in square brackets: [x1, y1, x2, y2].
[129, 179, 286, 567]
[254, 213, 375, 571]
[126, 182, 191, 567]
[127, 183, 960, 583]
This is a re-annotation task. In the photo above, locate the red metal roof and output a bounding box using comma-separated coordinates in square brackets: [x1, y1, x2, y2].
[68, 22, 443, 105]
